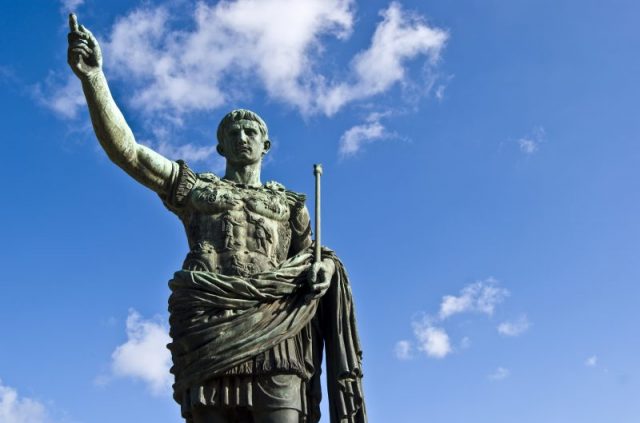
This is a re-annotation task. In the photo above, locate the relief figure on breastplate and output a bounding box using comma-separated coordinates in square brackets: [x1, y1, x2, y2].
[221, 212, 243, 250]
[250, 215, 273, 255]
[68, 13, 366, 423]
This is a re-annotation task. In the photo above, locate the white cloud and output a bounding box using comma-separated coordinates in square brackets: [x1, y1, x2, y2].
[60, 0, 84, 12]
[0, 380, 49, 423]
[497, 315, 531, 337]
[33, 73, 85, 120]
[47, 1, 449, 158]
[319, 2, 448, 114]
[110, 309, 172, 395]
[585, 355, 598, 367]
[152, 141, 225, 170]
[104, 0, 353, 116]
[438, 278, 509, 320]
[413, 319, 452, 359]
[518, 138, 538, 154]
[339, 113, 389, 157]
[101, 1, 446, 118]
[398, 278, 512, 360]
[488, 367, 510, 381]
[516, 126, 545, 155]
[394, 340, 413, 360]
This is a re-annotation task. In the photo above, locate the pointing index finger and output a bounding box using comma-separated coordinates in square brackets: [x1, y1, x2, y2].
[69, 13, 79, 32]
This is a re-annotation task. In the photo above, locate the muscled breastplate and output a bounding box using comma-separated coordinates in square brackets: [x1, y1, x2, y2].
[181, 176, 292, 276]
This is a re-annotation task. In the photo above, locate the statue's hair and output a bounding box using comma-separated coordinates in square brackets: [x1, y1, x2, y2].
[216, 109, 268, 143]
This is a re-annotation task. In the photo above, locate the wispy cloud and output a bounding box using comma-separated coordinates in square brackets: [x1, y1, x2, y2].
[60, 0, 84, 12]
[516, 126, 545, 155]
[0, 65, 17, 84]
[460, 336, 471, 349]
[396, 278, 514, 360]
[109, 309, 172, 395]
[497, 314, 531, 337]
[319, 2, 448, 115]
[0, 379, 50, 423]
[149, 140, 225, 169]
[394, 340, 413, 360]
[438, 277, 509, 320]
[488, 367, 510, 381]
[339, 112, 391, 157]
[585, 355, 598, 367]
[32, 73, 86, 120]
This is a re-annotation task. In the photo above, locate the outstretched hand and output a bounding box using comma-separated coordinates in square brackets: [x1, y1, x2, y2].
[305, 258, 335, 302]
[67, 14, 102, 79]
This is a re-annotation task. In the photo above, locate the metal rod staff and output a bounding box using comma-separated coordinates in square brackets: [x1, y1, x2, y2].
[313, 164, 323, 263]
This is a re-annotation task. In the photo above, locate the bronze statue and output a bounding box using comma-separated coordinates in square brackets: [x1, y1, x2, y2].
[67, 13, 366, 423]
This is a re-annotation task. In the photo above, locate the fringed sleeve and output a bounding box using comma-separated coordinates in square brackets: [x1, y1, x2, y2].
[159, 160, 197, 217]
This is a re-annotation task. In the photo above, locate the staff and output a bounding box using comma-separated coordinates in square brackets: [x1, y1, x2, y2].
[313, 164, 323, 263]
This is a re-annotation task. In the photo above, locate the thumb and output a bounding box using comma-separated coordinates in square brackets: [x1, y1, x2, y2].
[308, 263, 318, 284]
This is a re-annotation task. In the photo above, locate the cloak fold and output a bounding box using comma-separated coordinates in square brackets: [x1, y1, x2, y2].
[168, 248, 367, 423]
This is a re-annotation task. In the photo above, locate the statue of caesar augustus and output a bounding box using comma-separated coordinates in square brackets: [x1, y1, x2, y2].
[67, 14, 366, 423]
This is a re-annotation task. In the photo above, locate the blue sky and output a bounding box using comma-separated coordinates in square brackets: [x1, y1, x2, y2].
[1, 0, 639, 422]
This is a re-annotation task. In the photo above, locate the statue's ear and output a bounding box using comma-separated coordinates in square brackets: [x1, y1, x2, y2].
[263, 140, 271, 155]
[216, 144, 225, 156]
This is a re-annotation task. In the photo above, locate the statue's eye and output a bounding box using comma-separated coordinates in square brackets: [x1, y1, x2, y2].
[246, 129, 257, 137]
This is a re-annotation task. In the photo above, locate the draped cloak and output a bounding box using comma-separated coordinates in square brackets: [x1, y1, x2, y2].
[168, 248, 367, 423]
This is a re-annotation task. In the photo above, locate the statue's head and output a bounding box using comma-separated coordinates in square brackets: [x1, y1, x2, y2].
[216, 109, 270, 166]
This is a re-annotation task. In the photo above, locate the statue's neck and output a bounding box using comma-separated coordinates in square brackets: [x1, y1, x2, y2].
[224, 162, 262, 186]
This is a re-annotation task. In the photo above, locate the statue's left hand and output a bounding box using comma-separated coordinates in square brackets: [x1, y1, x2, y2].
[305, 258, 335, 301]
[67, 14, 103, 80]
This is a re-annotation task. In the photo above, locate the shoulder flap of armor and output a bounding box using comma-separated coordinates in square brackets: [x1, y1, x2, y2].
[198, 172, 220, 183]
[265, 180, 286, 192]
[285, 190, 306, 211]
[265, 180, 306, 212]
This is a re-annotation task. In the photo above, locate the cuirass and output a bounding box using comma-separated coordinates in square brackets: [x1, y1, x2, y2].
[181, 177, 293, 276]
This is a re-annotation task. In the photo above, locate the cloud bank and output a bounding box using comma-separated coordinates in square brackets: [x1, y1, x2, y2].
[45, 0, 448, 159]
[103, 0, 447, 119]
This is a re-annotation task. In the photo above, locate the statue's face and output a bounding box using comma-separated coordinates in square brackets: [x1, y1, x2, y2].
[219, 119, 270, 166]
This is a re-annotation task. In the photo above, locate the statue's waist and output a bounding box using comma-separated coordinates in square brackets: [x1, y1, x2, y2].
[182, 249, 280, 276]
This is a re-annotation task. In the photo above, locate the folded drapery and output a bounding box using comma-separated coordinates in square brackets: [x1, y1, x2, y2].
[168, 247, 366, 423]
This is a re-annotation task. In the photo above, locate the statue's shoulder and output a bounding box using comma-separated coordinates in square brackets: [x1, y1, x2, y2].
[265, 180, 286, 192]
[160, 162, 222, 213]
[196, 172, 220, 183]
[265, 180, 307, 211]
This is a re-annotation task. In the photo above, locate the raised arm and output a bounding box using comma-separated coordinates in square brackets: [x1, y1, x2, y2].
[67, 14, 174, 194]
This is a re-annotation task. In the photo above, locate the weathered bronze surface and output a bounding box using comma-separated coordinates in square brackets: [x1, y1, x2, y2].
[67, 13, 366, 423]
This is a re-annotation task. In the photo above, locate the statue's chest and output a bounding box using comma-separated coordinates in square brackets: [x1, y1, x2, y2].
[183, 180, 293, 272]
[190, 182, 290, 221]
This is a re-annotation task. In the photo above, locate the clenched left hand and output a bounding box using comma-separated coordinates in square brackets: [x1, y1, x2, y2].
[305, 259, 335, 301]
